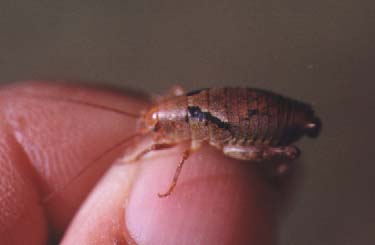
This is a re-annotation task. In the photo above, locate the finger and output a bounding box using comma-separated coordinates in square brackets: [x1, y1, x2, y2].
[0, 126, 47, 244]
[0, 81, 147, 242]
[62, 143, 279, 245]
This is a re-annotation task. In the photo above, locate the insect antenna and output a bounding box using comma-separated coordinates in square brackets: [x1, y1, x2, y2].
[4, 90, 148, 203]
[11, 91, 141, 118]
[42, 132, 144, 204]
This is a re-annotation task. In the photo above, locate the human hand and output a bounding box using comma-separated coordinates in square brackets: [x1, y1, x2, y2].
[0, 82, 281, 244]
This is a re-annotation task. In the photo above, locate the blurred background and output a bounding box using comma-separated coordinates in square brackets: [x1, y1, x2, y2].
[0, 0, 374, 244]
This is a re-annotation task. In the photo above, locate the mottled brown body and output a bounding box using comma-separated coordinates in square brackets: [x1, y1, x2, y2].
[137, 87, 321, 197]
[141, 88, 319, 148]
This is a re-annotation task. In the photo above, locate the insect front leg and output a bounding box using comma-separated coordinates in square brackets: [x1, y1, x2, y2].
[222, 145, 300, 176]
[158, 141, 202, 198]
[126, 143, 177, 162]
[157, 149, 191, 198]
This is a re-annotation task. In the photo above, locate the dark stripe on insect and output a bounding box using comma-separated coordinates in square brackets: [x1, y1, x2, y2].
[186, 88, 207, 96]
[187, 106, 230, 129]
[248, 108, 259, 117]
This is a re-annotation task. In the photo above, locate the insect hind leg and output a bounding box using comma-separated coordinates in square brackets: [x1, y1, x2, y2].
[223, 145, 299, 161]
[222, 145, 300, 177]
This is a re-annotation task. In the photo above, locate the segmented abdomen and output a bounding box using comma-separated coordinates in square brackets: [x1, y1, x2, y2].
[187, 88, 309, 147]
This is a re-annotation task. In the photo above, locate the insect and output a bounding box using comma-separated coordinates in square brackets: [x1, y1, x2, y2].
[132, 87, 321, 197]
[11, 85, 321, 199]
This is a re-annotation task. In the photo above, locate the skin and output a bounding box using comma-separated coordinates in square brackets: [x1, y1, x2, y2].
[0, 81, 285, 245]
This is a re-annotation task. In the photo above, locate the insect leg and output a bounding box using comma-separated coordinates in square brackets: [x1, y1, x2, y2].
[222, 145, 300, 176]
[154, 85, 185, 101]
[267, 145, 300, 161]
[127, 143, 177, 162]
[167, 85, 185, 96]
[158, 149, 191, 198]
[158, 141, 202, 197]
[223, 145, 299, 161]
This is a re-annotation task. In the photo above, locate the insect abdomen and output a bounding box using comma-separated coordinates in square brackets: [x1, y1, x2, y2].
[186, 88, 316, 147]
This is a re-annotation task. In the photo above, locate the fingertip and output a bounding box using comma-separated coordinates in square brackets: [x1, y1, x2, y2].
[61, 161, 140, 244]
[125, 144, 279, 245]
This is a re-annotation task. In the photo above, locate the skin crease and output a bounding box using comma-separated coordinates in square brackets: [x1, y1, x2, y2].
[0, 82, 281, 244]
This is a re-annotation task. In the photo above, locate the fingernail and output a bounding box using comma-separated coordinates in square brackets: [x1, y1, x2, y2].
[125, 145, 278, 245]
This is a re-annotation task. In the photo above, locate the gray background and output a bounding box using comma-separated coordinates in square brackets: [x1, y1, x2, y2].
[1, 1, 374, 244]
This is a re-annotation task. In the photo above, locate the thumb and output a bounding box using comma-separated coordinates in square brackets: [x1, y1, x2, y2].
[62, 143, 279, 245]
